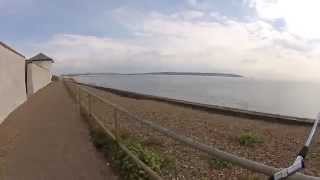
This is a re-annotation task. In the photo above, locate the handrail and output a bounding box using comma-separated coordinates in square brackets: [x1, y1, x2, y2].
[65, 80, 162, 180]
[65, 80, 320, 180]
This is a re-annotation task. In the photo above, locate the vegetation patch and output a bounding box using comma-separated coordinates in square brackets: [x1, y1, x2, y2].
[238, 132, 263, 147]
[207, 157, 232, 170]
[90, 129, 175, 180]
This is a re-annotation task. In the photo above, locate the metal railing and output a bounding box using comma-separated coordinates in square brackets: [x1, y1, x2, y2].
[63, 79, 319, 180]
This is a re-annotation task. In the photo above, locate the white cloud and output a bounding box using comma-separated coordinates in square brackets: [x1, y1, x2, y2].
[35, 34, 151, 73]
[32, 8, 320, 81]
[248, 0, 320, 39]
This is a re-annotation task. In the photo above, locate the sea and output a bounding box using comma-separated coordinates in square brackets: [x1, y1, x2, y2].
[75, 75, 320, 119]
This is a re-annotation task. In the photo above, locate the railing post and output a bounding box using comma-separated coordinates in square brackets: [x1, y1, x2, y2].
[113, 108, 121, 162]
[77, 85, 80, 103]
[173, 143, 178, 180]
[114, 108, 119, 141]
[77, 85, 81, 109]
[88, 93, 92, 118]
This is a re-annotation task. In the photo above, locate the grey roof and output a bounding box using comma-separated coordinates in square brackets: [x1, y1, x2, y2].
[28, 53, 54, 63]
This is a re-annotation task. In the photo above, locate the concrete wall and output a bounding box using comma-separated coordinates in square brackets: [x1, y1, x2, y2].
[0, 45, 27, 123]
[27, 61, 52, 95]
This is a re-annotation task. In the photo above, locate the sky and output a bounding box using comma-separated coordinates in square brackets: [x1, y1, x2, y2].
[1, 0, 320, 81]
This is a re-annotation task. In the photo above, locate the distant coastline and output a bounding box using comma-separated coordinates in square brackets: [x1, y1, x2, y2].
[65, 72, 243, 78]
[124, 72, 243, 77]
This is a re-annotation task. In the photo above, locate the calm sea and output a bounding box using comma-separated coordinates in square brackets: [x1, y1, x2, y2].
[75, 75, 320, 119]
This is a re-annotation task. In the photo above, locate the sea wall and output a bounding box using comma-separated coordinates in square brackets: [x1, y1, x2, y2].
[74, 81, 314, 125]
[0, 44, 27, 123]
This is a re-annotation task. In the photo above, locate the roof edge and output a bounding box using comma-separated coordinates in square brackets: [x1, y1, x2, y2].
[27, 53, 54, 63]
[27, 59, 54, 63]
[0, 41, 25, 58]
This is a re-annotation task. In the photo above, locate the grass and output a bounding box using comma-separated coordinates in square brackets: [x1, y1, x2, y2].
[90, 128, 175, 180]
[239, 132, 263, 147]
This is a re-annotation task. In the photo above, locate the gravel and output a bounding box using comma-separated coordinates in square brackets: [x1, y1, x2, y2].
[80, 85, 320, 179]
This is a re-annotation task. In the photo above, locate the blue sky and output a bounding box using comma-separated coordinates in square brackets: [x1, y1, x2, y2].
[1, 0, 320, 81]
[1, 0, 252, 43]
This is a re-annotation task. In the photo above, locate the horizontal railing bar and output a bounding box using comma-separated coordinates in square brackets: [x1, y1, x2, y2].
[66, 81, 319, 180]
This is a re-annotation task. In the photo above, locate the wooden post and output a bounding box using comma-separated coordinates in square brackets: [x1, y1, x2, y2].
[77, 85, 80, 108]
[76, 85, 81, 113]
[114, 108, 119, 141]
[88, 94, 92, 118]
[77, 85, 80, 103]
[173, 142, 178, 180]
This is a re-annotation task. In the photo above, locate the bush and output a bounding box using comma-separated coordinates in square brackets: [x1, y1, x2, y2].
[90, 130, 111, 150]
[239, 132, 263, 146]
[90, 129, 174, 180]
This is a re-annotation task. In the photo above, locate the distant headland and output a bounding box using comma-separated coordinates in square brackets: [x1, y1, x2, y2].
[124, 72, 243, 77]
[65, 72, 243, 77]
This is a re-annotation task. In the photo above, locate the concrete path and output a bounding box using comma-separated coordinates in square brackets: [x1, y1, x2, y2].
[0, 81, 118, 180]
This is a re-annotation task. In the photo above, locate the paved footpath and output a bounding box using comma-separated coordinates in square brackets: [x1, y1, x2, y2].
[0, 81, 118, 180]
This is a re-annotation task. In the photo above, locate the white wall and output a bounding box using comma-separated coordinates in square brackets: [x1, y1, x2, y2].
[0, 45, 27, 124]
[27, 61, 52, 95]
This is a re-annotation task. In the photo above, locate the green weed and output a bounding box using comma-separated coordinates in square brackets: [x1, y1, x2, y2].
[90, 129, 175, 180]
[239, 132, 263, 147]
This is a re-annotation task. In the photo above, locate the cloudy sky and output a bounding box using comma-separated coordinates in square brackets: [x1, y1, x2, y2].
[1, 0, 320, 81]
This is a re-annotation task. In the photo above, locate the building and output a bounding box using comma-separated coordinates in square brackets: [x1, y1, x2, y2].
[0, 42, 27, 123]
[0, 41, 55, 123]
[26, 53, 54, 96]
